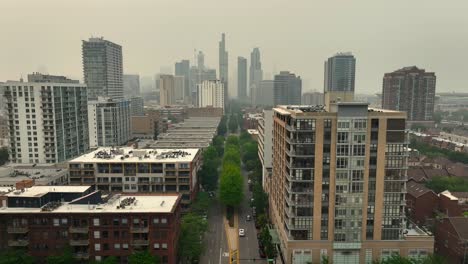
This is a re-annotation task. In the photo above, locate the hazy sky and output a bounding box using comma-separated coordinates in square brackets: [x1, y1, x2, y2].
[1, 0, 467, 95]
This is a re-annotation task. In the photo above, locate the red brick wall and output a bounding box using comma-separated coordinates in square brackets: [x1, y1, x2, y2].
[406, 192, 438, 225]
[439, 195, 463, 217]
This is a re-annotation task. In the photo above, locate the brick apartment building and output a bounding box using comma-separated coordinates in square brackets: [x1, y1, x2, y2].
[68, 147, 201, 208]
[0, 185, 181, 263]
[406, 181, 438, 226]
[434, 217, 468, 264]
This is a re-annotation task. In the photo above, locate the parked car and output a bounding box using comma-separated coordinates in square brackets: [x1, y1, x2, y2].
[246, 215, 251, 221]
[239, 228, 245, 237]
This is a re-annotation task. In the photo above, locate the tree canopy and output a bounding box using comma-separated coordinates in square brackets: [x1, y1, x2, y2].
[128, 251, 160, 264]
[425, 176, 468, 193]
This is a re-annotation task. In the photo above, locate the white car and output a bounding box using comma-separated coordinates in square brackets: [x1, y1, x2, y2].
[239, 228, 245, 237]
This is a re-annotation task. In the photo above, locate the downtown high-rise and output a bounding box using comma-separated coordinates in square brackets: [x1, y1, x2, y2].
[273, 71, 302, 106]
[262, 103, 433, 263]
[197, 80, 225, 112]
[82, 37, 124, 100]
[382, 66, 436, 123]
[237, 56, 247, 101]
[175, 60, 191, 104]
[219, 33, 228, 108]
[324, 53, 356, 106]
[249, 48, 263, 104]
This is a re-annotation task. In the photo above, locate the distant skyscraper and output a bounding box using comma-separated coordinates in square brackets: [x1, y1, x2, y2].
[237, 56, 247, 100]
[254, 80, 274, 106]
[382, 66, 436, 122]
[2, 78, 89, 164]
[273, 71, 302, 105]
[82, 37, 124, 100]
[189, 52, 217, 106]
[175, 60, 191, 103]
[197, 80, 225, 112]
[27, 72, 79, 84]
[88, 98, 131, 147]
[158, 74, 186, 106]
[250, 48, 263, 104]
[123, 74, 140, 98]
[324, 52, 356, 107]
[302, 92, 324, 105]
[219, 33, 229, 107]
[197, 51, 205, 70]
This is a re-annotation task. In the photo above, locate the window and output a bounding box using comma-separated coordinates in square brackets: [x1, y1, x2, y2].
[353, 145, 366, 156]
[337, 132, 348, 143]
[93, 218, 100, 226]
[114, 244, 120, 249]
[95, 244, 101, 251]
[153, 218, 159, 224]
[162, 243, 168, 249]
[94, 231, 100, 239]
[337, 158, 348, 168]
[161, 218, 167, 224]
[53, 218, 59, 226]
[336, 145, 349, 156]
[123, 243, 129, 250]
[154, 243, 160, 249]
[121, 218, 128, 224]
[338, 121, 350, 129]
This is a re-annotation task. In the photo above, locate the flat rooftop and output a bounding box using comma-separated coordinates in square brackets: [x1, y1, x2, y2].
[4, 186, 91, 198]
[69, 147, 199, 163]
[0, 194, 179, 214]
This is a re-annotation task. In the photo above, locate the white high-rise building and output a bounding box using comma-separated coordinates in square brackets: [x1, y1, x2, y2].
[88, 98, 131, 148]
[2, 79, 89, 164]
[197, 80, 225, 112]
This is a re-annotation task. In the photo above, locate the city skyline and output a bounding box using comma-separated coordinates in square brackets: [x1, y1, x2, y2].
[1, 1, 467, 94]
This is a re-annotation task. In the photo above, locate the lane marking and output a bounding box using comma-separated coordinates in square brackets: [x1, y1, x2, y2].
[219, 247, 222, 264]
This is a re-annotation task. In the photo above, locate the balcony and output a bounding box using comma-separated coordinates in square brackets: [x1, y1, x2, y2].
[7, 226, 28, 233]
[69, 226, 89, 233]
[285, 220, 312, 231]
[73, 252, 89, 259]
[132, 239, 149, 246]
[8, 240, 29, 247]
[70, 239, 89, 246]
[131, 227, 149, 233]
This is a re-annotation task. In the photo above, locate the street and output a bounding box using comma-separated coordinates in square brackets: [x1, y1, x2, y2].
[199, 194, 230, 264]
[238, 165, 267, 263]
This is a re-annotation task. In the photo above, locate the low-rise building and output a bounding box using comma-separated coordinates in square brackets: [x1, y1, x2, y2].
[0, 164, 69, 187]
[435, 217, 468, 264]
[406, 181, 438, 226]
[0, 185, 181, 263]
[68, 147, 200, 207]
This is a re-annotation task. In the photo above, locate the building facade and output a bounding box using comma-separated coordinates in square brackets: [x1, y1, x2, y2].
[258, 110, 273, 187]
[324, 53, 356, 106]
[82, 37, 124, 100]
[237, 56, 247, 101]
[175, 60, 190, 104]
[123, 74, 140, 98]
[219, 33, 228, 108]
[250, 48, 263, 105]
[266, 104, 433, 263]
[159, 75, 185, 106]
[274, 71, 302, 106]
[0, 186, 181, 264]
[130, 96, 145, 116]
[68, 147, 200, 206]
[302, 92, 324, 106]
[2, 80, 89, 164]
[197, 80, 225, 112]
[88, 99, 131, 148]
[382, 66, 436, 122]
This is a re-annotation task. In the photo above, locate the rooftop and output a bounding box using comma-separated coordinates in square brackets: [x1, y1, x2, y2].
[0, 164, 68, 186]
[4, 186, 91, 198]
[70, 147, 199, 163]
[0, 193, 180, 214]
[407, 181, 434, 198]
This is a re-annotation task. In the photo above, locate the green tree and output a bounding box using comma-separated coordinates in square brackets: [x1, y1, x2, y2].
[213, 136, 225, 155]
[128, 251, 160, 264]
[219, 163, 244, 207]
[218, 116, 227, 136]
[0, 250, 35, 264]
[425, 176, 468, 193]
[178, 213, 208, 263]
[226, 135, 239, 146]
[252, 183, 268, 215]
[0, 147, 8, 166]
[191, 192, 211, 215]
[46, 247, 74, 264]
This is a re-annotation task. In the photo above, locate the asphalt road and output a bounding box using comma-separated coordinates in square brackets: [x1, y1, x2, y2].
[199, 194, 230, 264]
[238, 166, 267, 263]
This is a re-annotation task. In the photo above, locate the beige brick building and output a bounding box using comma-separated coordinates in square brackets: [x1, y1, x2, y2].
[265, 103, 433, 264]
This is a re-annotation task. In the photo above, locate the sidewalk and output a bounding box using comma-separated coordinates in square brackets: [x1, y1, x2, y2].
[224, 208, 240, 263]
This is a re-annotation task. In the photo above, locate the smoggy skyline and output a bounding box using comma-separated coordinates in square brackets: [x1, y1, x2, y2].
[1, 0, 467, 95]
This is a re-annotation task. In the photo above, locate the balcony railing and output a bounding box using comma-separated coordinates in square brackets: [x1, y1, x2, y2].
[7, 226, 28, 233]
[131, 227, 149, 233]
[69, 226, 89, 233]
[132, 239, 149, 246]
[8, 240, 29, 247]
[69, 239, 89, 246]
